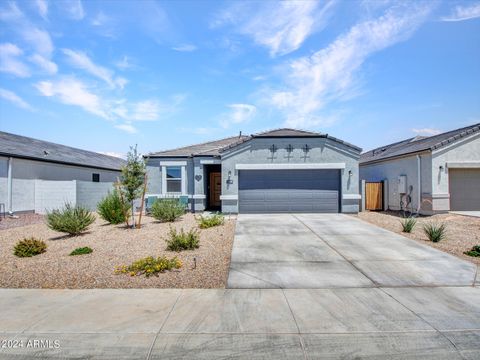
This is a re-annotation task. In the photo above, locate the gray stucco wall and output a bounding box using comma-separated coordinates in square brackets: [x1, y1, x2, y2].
[0, 156, 120, 213]
[431, 133, 480, 211]
[220, 137, 361, 213]
[359, 153, 432, 213]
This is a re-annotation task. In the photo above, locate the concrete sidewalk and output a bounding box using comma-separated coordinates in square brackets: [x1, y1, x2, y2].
[228, 214, 478, 288]
[0, 287, 479, 359]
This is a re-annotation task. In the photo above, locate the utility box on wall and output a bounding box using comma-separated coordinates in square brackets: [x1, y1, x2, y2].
[397, 175, 407, 194]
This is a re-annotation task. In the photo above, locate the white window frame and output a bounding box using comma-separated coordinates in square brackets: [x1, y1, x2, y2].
[160, 161, 187, 195]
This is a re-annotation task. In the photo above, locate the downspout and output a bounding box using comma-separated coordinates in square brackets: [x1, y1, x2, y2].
[416, 155, 421, 213]
[7, 157, 13, 215]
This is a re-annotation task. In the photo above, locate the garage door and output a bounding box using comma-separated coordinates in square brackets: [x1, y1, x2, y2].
[238, 169, 340, 213]
[449, 169, 480, 211]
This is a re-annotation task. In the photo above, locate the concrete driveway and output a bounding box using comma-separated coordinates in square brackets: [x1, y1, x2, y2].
[228, 214, 478, 288]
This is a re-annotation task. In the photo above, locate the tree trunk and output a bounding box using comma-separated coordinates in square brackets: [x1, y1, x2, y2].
[136, 174, 148, 229]
[131, 200, 135, 229]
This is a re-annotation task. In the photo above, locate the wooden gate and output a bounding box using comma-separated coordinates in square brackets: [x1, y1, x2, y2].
[365, 182, 383, 211]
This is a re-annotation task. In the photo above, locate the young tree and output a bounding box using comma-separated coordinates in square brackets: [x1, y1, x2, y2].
[120, 145, 146, 228]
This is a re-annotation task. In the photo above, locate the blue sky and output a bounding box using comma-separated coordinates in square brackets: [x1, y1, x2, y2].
[0, 0, 479, 157]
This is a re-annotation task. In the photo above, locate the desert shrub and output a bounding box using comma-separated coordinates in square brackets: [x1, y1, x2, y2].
[115, 256, 182, 277]
[423, 222, 447, 243]
[47, 203, 96, 236]
[197, 213, 224, 229]
[165, 227, 200, 251]
[14, 237, 47, 257]
[97, 190, 130, 224]
[464, 245, 480, 257]
[69, 247, 93, 256]
[150, 199, 185, 222]
[400, 217, 417, 233]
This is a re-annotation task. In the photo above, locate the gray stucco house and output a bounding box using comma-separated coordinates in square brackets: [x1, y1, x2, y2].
[360, 123, 480, 214]
[146, 128, 362, 213]
[0, 131, 126, 214]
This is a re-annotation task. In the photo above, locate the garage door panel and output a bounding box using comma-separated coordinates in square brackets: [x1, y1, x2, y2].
[449, 169, 480, 211]
[239, 169, 340, 213]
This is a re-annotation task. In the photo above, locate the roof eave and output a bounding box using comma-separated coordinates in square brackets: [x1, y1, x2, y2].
[360, 149, 431, 166]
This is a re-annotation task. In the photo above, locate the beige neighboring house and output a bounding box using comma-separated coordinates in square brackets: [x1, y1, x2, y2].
[360, 123, 480, 214]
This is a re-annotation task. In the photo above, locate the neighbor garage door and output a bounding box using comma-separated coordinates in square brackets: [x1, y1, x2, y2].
[449, 168, 480, 211]
[238, 169, 340, 213]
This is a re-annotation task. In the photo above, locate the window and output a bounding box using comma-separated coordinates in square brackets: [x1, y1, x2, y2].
[92, 173, 100, 182]
[166, 166, 181, 193]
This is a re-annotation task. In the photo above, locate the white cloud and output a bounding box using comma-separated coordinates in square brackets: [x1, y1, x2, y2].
[62, 49, 126, 89]
[0, 2, 54, 57]
[0, 43, 30, 78]
[0, 87, 33, 110]
[98, 151, 127, 159]
[91, 11, 109, 26]
[115, 123, 137, 134]
[263, 3, 434, 128]
[34, 0, 48, 20]
[441, 3, 480, 22]
[172, 44, 197, 52]
[220, 103, 256, 128]
[212, 0, 335, 56]
[131, 100, 160, 121]
[412, 128, 441, 136]
[35, 77, 108, 119]
[64, 0, 85, 20]
[29, 53, 57, 74]
[115, 56, 134, 70]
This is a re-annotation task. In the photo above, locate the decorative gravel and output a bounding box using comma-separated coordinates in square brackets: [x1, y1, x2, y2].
[0, 213, 45, 230]
[0, 213, 236, 289]
[355, 211, 480, 265]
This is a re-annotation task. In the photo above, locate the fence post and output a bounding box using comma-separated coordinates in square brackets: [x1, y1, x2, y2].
[361, 180, 366, 212]
[383, 179, 389, 211]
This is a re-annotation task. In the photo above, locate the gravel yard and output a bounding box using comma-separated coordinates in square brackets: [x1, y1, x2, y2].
[0, 213, 45, 230]
[355, 211, 480, 265]
[0, 213, 235, 289]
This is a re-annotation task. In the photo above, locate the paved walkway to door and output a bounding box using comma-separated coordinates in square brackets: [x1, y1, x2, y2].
[227, 214, 478, 288]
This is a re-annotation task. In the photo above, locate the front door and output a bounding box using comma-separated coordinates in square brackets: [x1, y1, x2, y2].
[209, 172, 221, 208]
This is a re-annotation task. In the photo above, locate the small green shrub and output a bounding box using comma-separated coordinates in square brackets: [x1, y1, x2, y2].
[464, 245, 480, 257]
[69, 247, 93, 256]
[97, 191, 130, 224]
[165, 227, 200, 251]
[115, 256, 182, 277]
[150, 199, 185, 222]
[47, 203, 95, 236]
[400, 217, 417, 233]
[198, 213, 225, 229]
[423, 222, 447, 243]
[14, 237, 47, 257]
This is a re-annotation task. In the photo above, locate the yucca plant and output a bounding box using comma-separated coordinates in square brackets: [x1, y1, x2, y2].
[423, 222, 447, 243]
[165, 227, 200, 251]
[464, 245, 480, 257]
[47, 203, 95, 236]
[400, 217, 417, 233]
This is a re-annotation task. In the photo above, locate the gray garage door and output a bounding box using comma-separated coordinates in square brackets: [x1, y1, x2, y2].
[238, 169, 340, 213]
[449, 168, 480, 211]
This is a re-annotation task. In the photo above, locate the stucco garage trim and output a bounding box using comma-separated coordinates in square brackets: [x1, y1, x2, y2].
[220, 195, 238, 200]
[343, 194, 362, 200]
[447, 161, 480, 168]
[235, 163, 346, 170]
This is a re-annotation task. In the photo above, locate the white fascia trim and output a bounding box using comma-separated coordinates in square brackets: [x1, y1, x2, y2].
[235, 163, 346, 170]
[446, 161, 480, 169]
[146, 193, 194, 199]
[159, 161, 187, 166]
[200, 159, 221, 165]
[220, 195, 238, 200]
[343, 194, 361, 200]
[192, 194, 206, 199]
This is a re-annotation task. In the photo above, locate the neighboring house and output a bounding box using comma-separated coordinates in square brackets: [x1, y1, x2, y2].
[360, 123, 480, 214]
[146, 128, 362, 213]
[0, 131, 126, 214]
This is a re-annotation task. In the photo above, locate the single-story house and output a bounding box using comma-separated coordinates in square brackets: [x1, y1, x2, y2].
[146, 128, 362, 214]
[0, 131, 126, 214]
[360, 123, 480, 214]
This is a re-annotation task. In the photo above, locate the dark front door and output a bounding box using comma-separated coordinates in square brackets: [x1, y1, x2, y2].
[238, 169, 340, 213]
[209, 172, 221, 208]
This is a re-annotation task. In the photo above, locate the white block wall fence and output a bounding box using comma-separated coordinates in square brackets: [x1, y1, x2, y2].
[33, 180, 115, 214]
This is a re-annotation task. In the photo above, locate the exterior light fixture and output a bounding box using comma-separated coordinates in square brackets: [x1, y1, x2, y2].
[226, 170, 233, 184]
[439, 165, 444, 171]
[348, 170, 353, 177]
